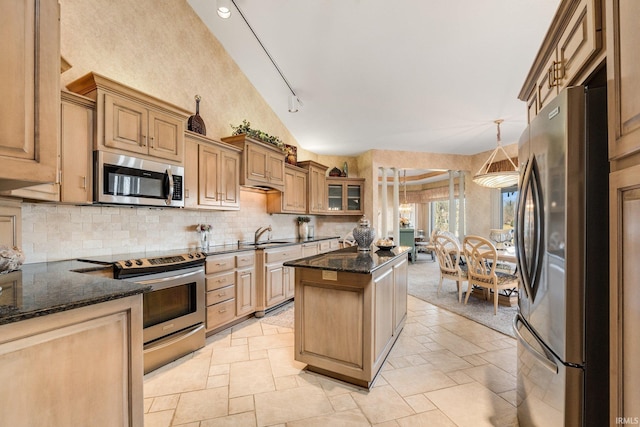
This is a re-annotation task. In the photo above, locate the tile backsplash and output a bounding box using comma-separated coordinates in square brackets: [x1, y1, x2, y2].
[20, 190, 356, 264]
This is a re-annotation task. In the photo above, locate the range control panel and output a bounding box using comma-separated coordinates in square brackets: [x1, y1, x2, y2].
[115, 252, 205, 270]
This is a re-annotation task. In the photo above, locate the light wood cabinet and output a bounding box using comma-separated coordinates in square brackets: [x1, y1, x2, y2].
[326, 177, 365, 215]
[256, 244, 302, 315]
[298, 160, 328, 214]
[293, 252, 408, 388]
[204, 251, 256, 333]
[67, 72, 189, 164]
[610, 164, 640, 422]
[0, 200, 22, 248]
[267, 164, 308, 214]
[221, 135, 286, 191]
[0, 0, 60, 191]
[0, 295, 144, 426]
[1, 91, 95, 204]
[185, 132, 241, 210]
[519, 0, 604, 121]
[606, 0, 640, 161]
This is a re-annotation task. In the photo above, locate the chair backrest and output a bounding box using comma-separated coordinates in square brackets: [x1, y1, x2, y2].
[432, 229, 461, 249]
[434, 234, 462, 275]
[463, 235, 498, 284]
[343, 232, 356, 247]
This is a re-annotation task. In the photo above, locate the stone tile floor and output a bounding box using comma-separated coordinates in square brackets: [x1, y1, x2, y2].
[143, 295, 518, 426]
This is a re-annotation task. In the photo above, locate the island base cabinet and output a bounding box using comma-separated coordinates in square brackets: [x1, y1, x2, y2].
[0, 295, 143, 426]
[293, 255, 408, 389]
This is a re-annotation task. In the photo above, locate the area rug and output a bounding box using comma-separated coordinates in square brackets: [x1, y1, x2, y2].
[261, 301, 294, 329]
[408, 259, 517, 337]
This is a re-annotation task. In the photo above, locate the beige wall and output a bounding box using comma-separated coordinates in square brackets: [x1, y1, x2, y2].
[16, 0, 521, 263]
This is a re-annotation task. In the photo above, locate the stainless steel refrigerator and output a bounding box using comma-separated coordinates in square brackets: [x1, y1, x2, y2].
[514, 83, 609, 427]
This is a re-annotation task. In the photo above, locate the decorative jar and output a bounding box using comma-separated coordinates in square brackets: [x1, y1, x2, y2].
[352, 216, 376, 251]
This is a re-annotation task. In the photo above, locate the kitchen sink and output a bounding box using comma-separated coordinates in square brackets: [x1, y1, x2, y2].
[238, 240, 292, 249]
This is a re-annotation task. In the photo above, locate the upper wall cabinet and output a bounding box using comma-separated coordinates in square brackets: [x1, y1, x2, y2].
[298, 160, 328, 214]
[185, 132, 241, 210]
[606, 0, 640, 162]
[326, 177, 365, 215]
[221, 135, 286, 192]
[266, 164, 308, 214]
[2, 91, 96, 204]
[519, 0, 604, 121]
[67, 73, 190, 164]
[0, 0, 60, 191]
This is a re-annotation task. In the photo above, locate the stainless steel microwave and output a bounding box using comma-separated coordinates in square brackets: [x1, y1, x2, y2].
[94, 151, 184, 207]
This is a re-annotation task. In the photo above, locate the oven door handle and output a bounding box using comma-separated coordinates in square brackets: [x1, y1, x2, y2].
[135, 268, 204, 287]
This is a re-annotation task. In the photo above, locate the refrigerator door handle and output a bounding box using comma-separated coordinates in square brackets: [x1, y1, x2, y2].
[513, 314, 558, 374]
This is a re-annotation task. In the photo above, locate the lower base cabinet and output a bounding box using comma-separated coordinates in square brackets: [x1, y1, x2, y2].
[204, 251, 255, 333]
[256, 244, 303, 315]
[0, 295, 144, 426]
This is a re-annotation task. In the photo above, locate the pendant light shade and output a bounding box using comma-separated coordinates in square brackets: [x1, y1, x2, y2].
[473, 119, 519, 188]
[288, 95, 300, 113]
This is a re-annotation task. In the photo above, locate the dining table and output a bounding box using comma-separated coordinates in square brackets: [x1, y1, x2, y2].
[496, 247, 517, 263]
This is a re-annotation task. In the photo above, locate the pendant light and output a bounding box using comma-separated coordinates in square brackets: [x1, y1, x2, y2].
[399, 170, 411, 214]
[472, 119, 519, 188]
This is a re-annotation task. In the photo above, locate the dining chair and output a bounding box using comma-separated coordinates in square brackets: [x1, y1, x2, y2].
[342, 232, 356, 247]
[462, 235, 519, 315]
[433, 234, 468, 302]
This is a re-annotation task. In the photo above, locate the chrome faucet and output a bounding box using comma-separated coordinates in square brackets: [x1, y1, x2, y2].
[254, 225, 272, 244]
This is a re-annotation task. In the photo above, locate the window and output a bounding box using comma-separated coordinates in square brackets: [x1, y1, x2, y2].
[430, 199, 462, 236]
[501, 186, 518, 229]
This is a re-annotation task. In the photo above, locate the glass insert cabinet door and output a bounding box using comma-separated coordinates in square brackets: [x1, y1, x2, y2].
[326, 178, 364, 214]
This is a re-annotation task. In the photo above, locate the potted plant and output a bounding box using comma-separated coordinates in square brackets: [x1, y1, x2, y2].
[230, 120, 285, 150]
[296, 216, 311, 239]
[195, 224, 212, 249]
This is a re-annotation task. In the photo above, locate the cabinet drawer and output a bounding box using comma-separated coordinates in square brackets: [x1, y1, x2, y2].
[206, 256, 235, 274]
[206, 271, 235, 291]
[206, 284, 235, 306]
[206, 299, 236, 329]
[319, 240, 332, 253]
[265, 245, 302, 264]
[236, 252, 255, 268]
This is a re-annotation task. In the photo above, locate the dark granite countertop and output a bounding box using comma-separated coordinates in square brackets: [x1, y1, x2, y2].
[283, 245, 411, 274]
[0, 260, 147, 326]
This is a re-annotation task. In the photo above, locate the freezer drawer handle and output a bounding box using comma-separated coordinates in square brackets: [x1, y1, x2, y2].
[513, 315, 558, 374]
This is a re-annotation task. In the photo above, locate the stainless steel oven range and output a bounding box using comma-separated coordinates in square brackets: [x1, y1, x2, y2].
[111, 251, 206, 374]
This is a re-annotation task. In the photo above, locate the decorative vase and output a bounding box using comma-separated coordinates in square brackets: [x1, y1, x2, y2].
[199, 231, 210, 250]
[298, 222, 309, 239]
[188, 95, 207, 135]
[352, 216, 376, 251]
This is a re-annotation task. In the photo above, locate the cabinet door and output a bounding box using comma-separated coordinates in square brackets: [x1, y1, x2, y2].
[220, 148, 240, 208]
[607, 0, 640, 160]
[373, 269, 394, 364]
[268, 151, 286, 188]
[537, 51, 559, 113]
[346, 183, 363, 213]
[308, 166, 326, 213]
[327, 183, 344, 212]
[236, 267, 255, 316]
[0, 204, 21, 247]
[184, 139, 199, 209]
[557, 0, 601, 90]
[393, 257, 408, 331]
[265, 264, 286, 307]
[0, 0, 59, 186]
[148, 109, 183, 163]
[103, 93, 148, 156]
[246, 144, 269, 184]
[610, 164, 640, 419]
[284, 266, 295, 299]
[294, 171, 307, 211]
[60, 94, 94, 204]
[282, 168, 298, 211]
[198, 144, 221, 206]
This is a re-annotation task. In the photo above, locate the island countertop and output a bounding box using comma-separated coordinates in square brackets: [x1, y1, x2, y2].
[283, 245, 411, 274]
[0, 260, 147, 325]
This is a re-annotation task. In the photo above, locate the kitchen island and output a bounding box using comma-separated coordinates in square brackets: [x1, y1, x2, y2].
[284, 246, 409, 388]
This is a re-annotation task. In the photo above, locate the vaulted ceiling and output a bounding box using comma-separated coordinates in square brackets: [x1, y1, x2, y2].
[188, 0, 560, 157]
